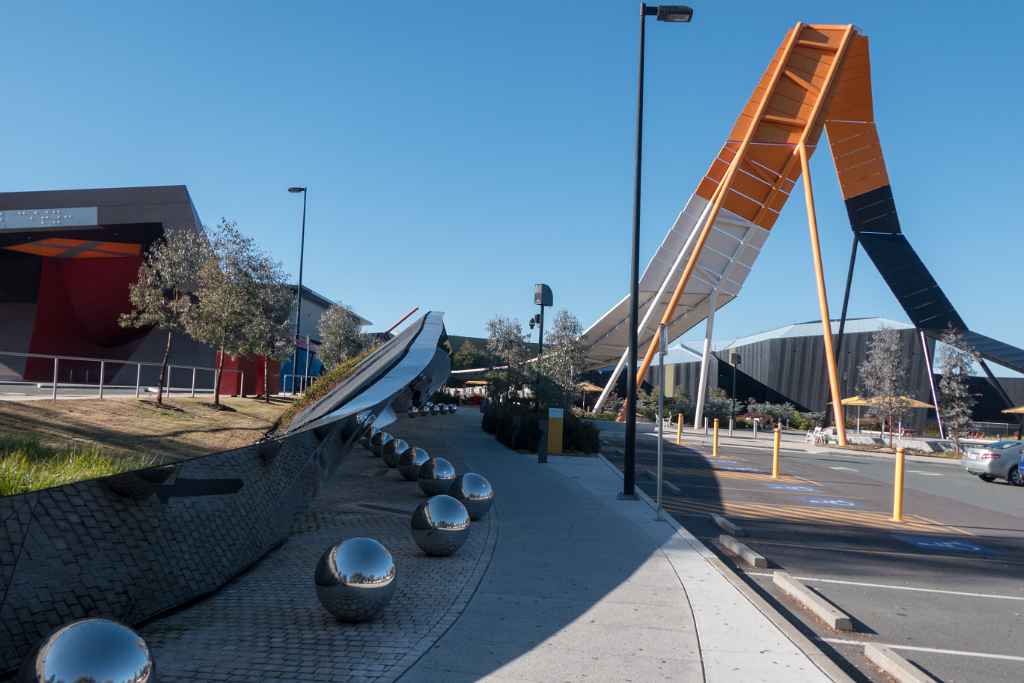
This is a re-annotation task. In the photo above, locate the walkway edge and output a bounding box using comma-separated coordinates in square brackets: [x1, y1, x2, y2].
[596, 453, 855, 683]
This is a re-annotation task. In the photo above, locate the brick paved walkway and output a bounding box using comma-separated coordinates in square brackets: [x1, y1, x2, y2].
[142, 412, 496, 683]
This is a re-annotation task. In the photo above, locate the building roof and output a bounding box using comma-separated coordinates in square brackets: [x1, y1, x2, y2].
[289, 284, 371, 326]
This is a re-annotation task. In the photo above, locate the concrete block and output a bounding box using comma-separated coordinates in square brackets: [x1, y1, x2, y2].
[864, 644, 936, 683]
[711, 513, 746, 537]
[773, 571, 853, 631]
[717, 535, 768, 569]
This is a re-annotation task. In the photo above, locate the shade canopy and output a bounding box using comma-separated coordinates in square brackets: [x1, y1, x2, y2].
[1001, 406, 1024, 415]
[837, 395, 933, 409]
[578, 381, 605, 393]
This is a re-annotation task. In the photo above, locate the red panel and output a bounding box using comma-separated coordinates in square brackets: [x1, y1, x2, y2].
[216, 352, 280, 398]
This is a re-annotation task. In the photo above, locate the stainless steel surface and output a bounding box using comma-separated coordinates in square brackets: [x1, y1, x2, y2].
[399, 447, 431, 481]
[418, 457, 457, 496]
[410, 495, 471, 556]
[418, 405, 430, 416]
[368, 428, 385, 451]
[429, 404, 440, 415]
[19, 618, 154, 683]
[378, 432, 398, 467]
[385, 438, 407, 471]
[314, 538, 397, 623]
[447, 472, 494, 521]
[407, 407, 417, 418]
[102, 464, 176, 500]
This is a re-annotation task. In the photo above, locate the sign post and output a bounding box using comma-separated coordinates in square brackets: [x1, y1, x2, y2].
[656, 325, 667, 519]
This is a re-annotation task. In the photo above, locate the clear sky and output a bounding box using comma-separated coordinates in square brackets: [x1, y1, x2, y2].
[2, 2, 1021, 358]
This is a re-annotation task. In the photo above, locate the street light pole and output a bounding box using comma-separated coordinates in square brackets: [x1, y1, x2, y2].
[623, 3, 693, 499]
[288, 186, 307, 395]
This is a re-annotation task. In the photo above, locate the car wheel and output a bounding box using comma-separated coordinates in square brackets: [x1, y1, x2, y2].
[979, 474, 996, 482]
[1009, 466, 1023, 487]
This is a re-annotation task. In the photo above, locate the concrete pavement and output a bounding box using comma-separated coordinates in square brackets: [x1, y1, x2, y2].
[399, 411, 842, 682]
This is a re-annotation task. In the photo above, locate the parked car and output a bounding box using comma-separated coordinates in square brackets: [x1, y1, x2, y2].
[961, 441, 1024, 484]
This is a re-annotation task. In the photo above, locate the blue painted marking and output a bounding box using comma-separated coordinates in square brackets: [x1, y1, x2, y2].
[715, 465, 757, 472]
[804, 497, 858, 508]
[767, 484, 817, 492]
[894, 535, 991, 555]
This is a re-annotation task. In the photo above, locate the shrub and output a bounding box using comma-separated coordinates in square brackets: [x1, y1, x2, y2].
[564, 413, 600, 453]
[278, 345, 376, 430]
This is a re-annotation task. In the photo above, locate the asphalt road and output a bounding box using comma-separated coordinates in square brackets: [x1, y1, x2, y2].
[600, 425, 1024, 683]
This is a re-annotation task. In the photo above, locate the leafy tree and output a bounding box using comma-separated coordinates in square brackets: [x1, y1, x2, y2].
[242, 249, 293, 402]
[538, 310, 586, 407]
[188, 220, 258, 406]
[452, 339, 493, 371]
[120, 228, 211, 405]
[938, 326, 978, 454]
[703, 387, 740, 422]
[485, 316, 529, 404]
[859, 327, 909, 447]
[319, 303, 369, 370]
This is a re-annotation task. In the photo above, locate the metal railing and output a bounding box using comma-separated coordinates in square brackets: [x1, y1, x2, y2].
[0, 350, 243, 400]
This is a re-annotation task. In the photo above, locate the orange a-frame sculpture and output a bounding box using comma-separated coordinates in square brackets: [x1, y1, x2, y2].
[583, 23, 899, 447]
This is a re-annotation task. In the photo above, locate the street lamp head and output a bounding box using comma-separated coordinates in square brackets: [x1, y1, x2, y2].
[288, 186, 306, 193]
[655, 5, 693, 22]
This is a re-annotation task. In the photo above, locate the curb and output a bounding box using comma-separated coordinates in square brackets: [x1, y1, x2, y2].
[711, 513, 746, 537]
[717, 534, 767, 568]
[773, 571, 853, 632]
[595, 453, 855, 683]
[864, 644, 936, 683]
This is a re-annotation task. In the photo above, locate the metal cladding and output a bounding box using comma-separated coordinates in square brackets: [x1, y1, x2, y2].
[399, 447, 431, 481]
[18, 618, 154, 683]
[410, 495, 471, 557]
[448, 473, 495, 521]
[314, 538, 397, 623]
[418, 457, 457, 496]
[390, 439, 412, 470]
[0, 311, 452, 676]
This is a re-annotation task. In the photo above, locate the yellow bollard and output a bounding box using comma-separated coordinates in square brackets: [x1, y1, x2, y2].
[892, 447, 905, 522]
[771, 425, 781, 479]
[676, 413, 683, 445]
[712, 418, 719, 457]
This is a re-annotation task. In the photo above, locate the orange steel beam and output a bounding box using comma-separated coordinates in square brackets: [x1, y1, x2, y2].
[632, 23, 806, 382]
[799, 142, 847, 446]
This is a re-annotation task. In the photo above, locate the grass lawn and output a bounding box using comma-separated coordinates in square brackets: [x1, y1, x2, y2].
[0, 396, 289, 495]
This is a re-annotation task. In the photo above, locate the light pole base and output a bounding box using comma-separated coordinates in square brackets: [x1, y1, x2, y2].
[617, 492, 639, 501]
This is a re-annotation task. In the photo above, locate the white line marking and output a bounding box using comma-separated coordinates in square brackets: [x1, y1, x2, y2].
[829, 466, 858, 472]
[822, 638, 1024, 663]
[908, 470, 943, 476]
[745, 571, 1024, 601]
[663, 480, 681, 493]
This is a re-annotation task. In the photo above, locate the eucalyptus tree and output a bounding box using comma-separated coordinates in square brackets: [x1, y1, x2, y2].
[858, 326, 909, 447]
[485, 316, 529, 403]
[189, 220, 259, 406]
[318, 303, 368, 370]
[120, 227, 211, 405]
[243, 250, 294, 402]
[539, 310, 586, 407]
[938, 326, 978, 453]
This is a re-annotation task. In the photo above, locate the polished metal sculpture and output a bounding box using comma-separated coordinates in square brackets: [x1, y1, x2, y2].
[407, 407, 417, 418]
[314, 538, 397, 622]
[418, 456, 457, 496]
[429, 403, 440, 415]
[418, 405, 430, 416]
[19, 618, 154, 683]
[103, 464, 176, 499]
[448, 472, 494, 520]
[399, 446, 430, 481]
[410, 495, 471, 556]
[377, 432, 395, 461]
[385, 438, 409, 469]
[367, 427, 384, 451]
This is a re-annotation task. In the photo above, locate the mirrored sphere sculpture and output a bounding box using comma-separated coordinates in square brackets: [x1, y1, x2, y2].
[399, 446, 431, 481]
[314, 538, 397, 622]
[376, 432, 395, 461]
[19, 618, 154, 683]
[407, 407, 417, 418]
[418, 405, 430, 416]
[385, 438, 409, 468]
[367, 427, 383, 450]
[429, 404, 440, 415]
[448, 472, 495, 520]
[410, 495, 471, 556]
[418, 457, 457, 496]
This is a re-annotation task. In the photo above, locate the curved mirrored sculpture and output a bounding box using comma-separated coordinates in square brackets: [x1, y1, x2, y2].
[384, 438, 408, 468]
[410, 495, 471, 556]
[103, 464, 176, 500]
[314, 538, 397, 623]
[399, 447, 430, 481]
[19, 618, 154, 683]
[418, 457, 457, 496]
[448, 472, 494, 520]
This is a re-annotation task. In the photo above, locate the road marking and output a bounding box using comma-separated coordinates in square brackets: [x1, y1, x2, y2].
[894, 534, 992, 555]
[741, 538, 1023, 565]
[908, 469, 942, 476]
[822, 638, 1024, 663]
[829, 466, 858, 472]
[804, 497, 859, 508]
[767, 484, 817, 492]
[663, 499, 947, 533]
[746, 571, 1024, 601]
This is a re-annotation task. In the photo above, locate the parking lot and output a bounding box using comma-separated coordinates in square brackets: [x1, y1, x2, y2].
[602, 426, 1024, 682]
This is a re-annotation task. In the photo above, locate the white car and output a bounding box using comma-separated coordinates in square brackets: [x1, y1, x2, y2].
[962, 441, 1024, 485]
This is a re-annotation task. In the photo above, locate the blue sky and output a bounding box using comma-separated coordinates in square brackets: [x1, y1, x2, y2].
[3, 2, 1021, 357]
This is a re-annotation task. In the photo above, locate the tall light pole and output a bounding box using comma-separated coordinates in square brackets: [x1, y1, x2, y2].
[288, 186, 307, 395]
[623, 3, 693, 499]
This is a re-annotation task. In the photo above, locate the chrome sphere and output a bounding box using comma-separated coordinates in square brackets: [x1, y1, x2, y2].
[366, 427, 384, 451]
[407, 407, 417, 418]
[418, 457, 457, 496]
[377, 432, 396, 461]
[19, 618, 154, 683]
[314, 538, 397, 622]
[385, 438, 410, 468]
[411, 495, 471, 556]
[446, 404, 456, 414]
[399, 446, 431, 481]
[429, 404, 440, 415]
[448, 473, 495, 520]
[418, 405, 430, 416]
